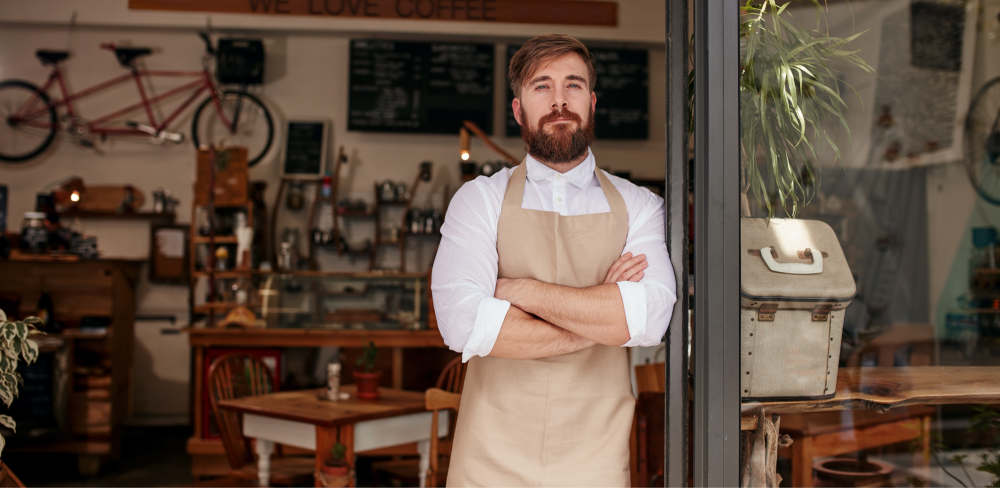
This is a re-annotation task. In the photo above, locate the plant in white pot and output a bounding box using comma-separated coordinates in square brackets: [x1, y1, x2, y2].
[0, 309, 41, 487]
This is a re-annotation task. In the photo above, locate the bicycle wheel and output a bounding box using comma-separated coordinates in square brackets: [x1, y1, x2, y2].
[0, 80, 57, 163]
[192, 91, 274, 167]
[964, 76, 1000, 205]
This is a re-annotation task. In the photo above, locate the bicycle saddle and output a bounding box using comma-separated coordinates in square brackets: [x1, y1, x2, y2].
[35, 50, 69, 65]
[114, 47, 152, 68]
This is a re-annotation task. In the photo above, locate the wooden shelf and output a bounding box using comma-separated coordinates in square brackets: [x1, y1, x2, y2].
[187, 328, 444, 348]
[57, 210, 176, 221]
[192, 270, 254, 279]
[192, 236, 239, 244]
[255, 270, 426, 279]
[338, 210, 375, 218]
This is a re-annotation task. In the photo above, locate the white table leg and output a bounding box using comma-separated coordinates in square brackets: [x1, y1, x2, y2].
[417, 438, 430, 488]
[256, 438, 274, 487]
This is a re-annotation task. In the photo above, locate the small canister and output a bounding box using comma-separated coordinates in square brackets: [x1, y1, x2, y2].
[379, 181, 395, 202]
[21, 212, 48, 252]
[326, 362, 341, 402]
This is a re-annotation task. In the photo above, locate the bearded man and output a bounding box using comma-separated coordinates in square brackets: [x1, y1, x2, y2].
[431, 33, 676, 487]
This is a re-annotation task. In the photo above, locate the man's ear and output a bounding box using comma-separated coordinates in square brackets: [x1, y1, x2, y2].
[590, 91, 597, 114]
[512, 98, 523, 126]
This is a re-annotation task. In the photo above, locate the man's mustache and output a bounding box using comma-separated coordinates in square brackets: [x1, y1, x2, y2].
[538, 108, 583, 126]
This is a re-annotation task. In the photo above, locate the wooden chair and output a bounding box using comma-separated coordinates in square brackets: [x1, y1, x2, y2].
[207, 353, 314, 486]
[372, 356, 467, 486]
[0, 462, 25, 488]
[632, 362, 666, 487]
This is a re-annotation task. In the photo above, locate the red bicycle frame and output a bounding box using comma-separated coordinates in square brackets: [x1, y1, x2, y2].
[12, 64, 233, 136]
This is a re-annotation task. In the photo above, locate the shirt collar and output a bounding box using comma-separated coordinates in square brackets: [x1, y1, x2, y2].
[524, 148, 596, 188]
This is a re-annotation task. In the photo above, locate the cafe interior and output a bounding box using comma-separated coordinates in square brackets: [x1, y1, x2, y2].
[2, 0, 1000, 486]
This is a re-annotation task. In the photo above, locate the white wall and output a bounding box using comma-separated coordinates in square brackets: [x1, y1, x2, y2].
[0, 1, 668, 422]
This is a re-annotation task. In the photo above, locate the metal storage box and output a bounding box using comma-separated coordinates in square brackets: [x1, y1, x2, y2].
[740, 218, 856, 401]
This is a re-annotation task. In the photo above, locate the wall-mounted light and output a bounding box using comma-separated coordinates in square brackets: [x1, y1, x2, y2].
[70, 190, 80, 202]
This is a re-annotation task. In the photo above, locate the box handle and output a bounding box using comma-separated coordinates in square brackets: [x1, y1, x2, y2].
[759, 246, 823, 274]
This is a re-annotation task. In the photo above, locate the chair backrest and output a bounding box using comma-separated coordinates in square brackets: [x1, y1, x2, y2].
[635, 362, 666, 394]
[425, 387, 461, 488]
[208, 353, 276, 470]
[435, 356, 467, 393]
[636, 392, 666, 487]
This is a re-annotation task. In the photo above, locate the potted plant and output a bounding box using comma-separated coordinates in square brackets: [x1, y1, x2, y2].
[736, 0, 874, 218]
[317, 442, 351, 487]
[0, 309, 41, 487]
[353, 341, 381, 399]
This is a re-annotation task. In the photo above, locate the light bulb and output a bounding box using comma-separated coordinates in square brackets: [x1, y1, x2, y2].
[70, 191, 80, 202]
[461, 152, 470, 161]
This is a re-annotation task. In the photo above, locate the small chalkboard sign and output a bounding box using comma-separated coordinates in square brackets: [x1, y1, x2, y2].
[282, 120, 329, 178]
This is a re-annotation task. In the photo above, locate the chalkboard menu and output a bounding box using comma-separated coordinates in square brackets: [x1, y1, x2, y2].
[505, 46, 649, 140]
[282, 120, 328, 177]
[348, 40, 494, 134]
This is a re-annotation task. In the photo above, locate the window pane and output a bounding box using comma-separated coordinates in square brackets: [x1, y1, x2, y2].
[737, 1, 1000, 486]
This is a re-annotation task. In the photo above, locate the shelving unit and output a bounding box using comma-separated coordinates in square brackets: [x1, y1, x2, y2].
[0, 259, 139, 475]
[189, 147, 255, 325]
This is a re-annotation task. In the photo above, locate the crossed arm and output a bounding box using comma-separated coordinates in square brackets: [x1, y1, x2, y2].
[488, 253, 647, 359]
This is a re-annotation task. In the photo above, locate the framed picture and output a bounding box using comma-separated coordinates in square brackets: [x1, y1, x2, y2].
[149, 224, 189, 285]
[281, 119, 330, 179]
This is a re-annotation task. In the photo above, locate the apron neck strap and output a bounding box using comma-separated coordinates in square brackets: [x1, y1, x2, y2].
[501, 158, 628, 218]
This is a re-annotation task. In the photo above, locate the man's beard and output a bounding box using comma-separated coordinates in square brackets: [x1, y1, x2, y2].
[520, 106, 596, 164]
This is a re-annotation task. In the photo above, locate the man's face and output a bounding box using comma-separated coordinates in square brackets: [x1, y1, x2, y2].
[513, 53, 597, 165]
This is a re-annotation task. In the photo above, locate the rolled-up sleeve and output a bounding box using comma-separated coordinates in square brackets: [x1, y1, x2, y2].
[617, 190, 677, 347]
[431, 179, 508, 362]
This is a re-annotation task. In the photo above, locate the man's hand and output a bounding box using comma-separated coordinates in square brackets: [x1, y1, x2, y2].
[603, 252, 647, 284]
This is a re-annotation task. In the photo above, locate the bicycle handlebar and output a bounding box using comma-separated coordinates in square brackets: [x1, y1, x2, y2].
[198, 32, 215, 56]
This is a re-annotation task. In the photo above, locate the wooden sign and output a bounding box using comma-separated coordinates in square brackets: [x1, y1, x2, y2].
[128, 0, 617, 26]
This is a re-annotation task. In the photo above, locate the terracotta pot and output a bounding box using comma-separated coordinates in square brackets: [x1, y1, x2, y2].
[353, 370, 382, 399]
[318, 463, 350, 487]
[813, 458, 893, 487]
[321, 463, 349, 476]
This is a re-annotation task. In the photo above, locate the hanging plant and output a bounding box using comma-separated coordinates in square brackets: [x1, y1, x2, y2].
[740, 0, 875, 218]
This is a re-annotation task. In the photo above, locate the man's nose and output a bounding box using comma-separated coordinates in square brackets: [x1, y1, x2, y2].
[551, 88, 569, 110]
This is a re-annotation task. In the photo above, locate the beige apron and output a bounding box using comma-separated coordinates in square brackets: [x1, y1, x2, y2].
[447, 163, 635, 487]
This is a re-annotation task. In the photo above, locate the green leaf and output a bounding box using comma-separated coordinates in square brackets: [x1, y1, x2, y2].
[24, 339, 39, 364]
[0, 415, 16, 432]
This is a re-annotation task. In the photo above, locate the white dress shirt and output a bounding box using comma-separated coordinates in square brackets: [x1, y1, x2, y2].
[432, 149, 677, 362]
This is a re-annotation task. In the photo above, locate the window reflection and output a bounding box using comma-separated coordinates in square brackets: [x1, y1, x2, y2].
[738, 1, 1000, 486]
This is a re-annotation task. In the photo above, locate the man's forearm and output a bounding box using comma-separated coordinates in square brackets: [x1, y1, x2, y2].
[497, 279, 630, 346]
[488, 305, 596, 359]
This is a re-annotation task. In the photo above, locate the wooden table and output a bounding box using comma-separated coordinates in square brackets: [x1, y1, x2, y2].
[218, 385, 447, 487]
[740, 367, 1000, 487]
[187, 328, 451, 478]
[741, 367, 1000, 419]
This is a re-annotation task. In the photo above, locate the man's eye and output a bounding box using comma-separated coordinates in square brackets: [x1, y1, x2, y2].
[568, 83, 582, 89]
[535, 84, 549, 90]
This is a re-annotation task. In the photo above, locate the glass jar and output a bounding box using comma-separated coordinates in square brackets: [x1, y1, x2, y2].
[21, 212, 48, 252]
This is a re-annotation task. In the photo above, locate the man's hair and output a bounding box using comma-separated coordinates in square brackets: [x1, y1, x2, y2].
[508, 34, 596, 99]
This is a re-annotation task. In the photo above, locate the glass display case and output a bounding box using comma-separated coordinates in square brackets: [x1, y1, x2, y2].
[196, 271, 429, 330]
